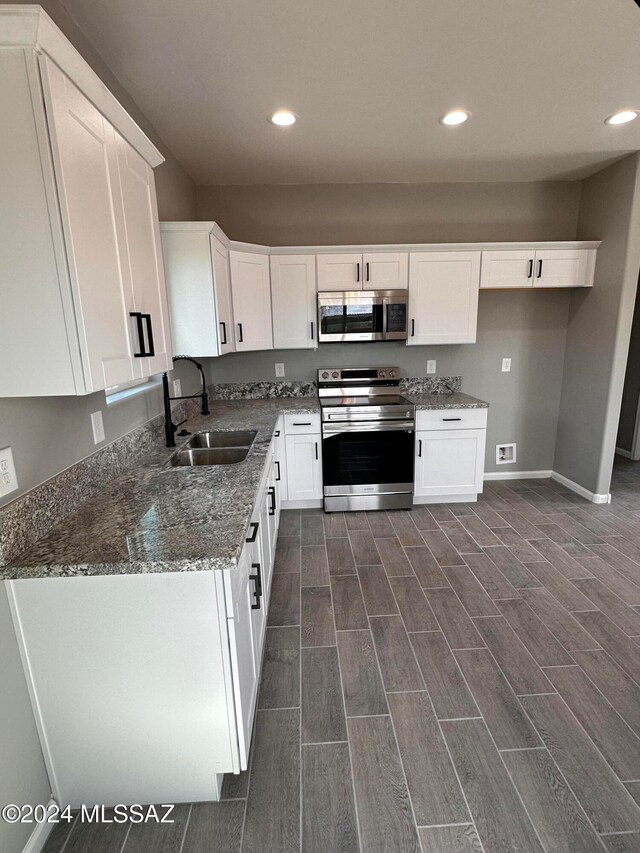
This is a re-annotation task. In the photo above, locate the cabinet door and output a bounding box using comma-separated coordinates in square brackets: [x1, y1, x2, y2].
[230, 251, 273, 351]
[408, 252, 481, 345]
[270, 255, 317, 348]
[285, 434, 323, 501]
[41, 57, 135, 391]
[245, 510, 267, 670]
[317, 253, 363, 291]
[114, 131, 172, 377]
[363, 252, 408, 290]
[274, 421, 288, 503]
[415, 429, 486, 497]
[533, 249, 590, 288]
[211, 236, 235, 354]
[227, 547, 259, 770]
[480, 250, 534, 289]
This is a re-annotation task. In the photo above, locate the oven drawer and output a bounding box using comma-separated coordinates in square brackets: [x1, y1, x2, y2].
[416, 408, 487, 431]
[284, 413, 321, 435]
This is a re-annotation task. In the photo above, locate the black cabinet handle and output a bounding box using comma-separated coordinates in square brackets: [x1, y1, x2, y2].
[237, 323, 244, 343]
[527, 259, 533, 279]
[418, 439, 422, 457]
[537, 259, 543, 278]
[293, 422, 312, 426]
[130, 312, 145, 357]
[366, 262, 370, 281]
[268, 486, 276, 516]
[220, 321, 227, 345]
[315, 442, 319, 460]
[246, 521, 259, 543]
[143, 314, 155, 357]
[310, 321, 314, 340]
[356, 262, 360, 283]
[274, 430, 280, 437]
[443, 417, 462, 421]
[250, 562, 262, 609]
[411, 319, 415, 337]
[275, 460, 281, 481]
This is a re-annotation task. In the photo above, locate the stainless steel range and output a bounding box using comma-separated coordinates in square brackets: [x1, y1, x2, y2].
[318, 367, 415, 512]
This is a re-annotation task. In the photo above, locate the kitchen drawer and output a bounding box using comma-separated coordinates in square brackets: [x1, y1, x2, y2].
[416, 408, 487, 431]
[284, 413, 321, 435]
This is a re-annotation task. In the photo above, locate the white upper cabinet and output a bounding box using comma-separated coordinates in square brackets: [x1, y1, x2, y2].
[408, 252, 481, 345]
[317, 252, 408, 291]
[270, 255, 317, 349]
[161, 224, 235, 357]
[481, 248, 595, 289]
[230, 251, 273, 352]
[363, 252, 408, 290]
[0, 10, 169, 397]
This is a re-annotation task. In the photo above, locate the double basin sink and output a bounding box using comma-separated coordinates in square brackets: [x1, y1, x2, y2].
[170, 430, 257, 467]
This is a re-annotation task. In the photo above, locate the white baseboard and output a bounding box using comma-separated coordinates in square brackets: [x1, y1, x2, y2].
[22, 799, 56, 853]
[484, 470, 553, 481]
[615, 446, 632, 459]
[280, 499, 323, 510]
[550, 471, 611, 504]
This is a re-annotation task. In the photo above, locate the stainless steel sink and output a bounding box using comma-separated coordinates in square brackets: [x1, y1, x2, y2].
[169, 447, 250, 467]
[185, 430, 257, 449]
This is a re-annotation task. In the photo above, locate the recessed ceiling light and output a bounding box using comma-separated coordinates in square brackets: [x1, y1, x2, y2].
[440, 109, 470, 126]
[269, 110, 297, 126]
[605, 110, 639, 126]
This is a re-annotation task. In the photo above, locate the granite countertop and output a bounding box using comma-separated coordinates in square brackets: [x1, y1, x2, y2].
[406, 391, 489, 409]
[4, 398, 319, 581]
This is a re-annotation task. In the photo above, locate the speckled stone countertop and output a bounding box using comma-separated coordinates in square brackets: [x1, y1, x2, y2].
[406, 391, 489, 409]
[3, 398, 319, 581]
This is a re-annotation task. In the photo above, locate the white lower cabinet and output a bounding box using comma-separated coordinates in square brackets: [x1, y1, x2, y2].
[414, 408, 487, 502]
[285, 433, 323, 504]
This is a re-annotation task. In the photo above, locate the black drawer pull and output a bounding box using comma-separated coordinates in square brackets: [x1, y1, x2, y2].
[418, 439, 422, 457]
[274, 430, 280, 437]
[356, 262, 360, 282]
[143, 314, 155, 357]
[130, 312, 145, 357]
[275, 460, 281, 481]
[527, 259, 533, 278]
[537, 259, 543, 278]
[366, 262, 370, 281]
[237, 322, 244, 343]
[293, 422, 312, 426]
[315, 442, 319, 460]
[250, 562, 262, 609]
[443, 417, 462, 422]
[310, 321, 314, 340]
[246, 521, 259, 543]
[411, 319, 415, 337]
[268, 486, 276, 516]
[220, 321, 227, 345]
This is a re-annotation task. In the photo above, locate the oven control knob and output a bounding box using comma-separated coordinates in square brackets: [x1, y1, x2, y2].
[321, 371, 329, 379]
[331, 371, 339, 378]
[389, 369, 397, 378]
[379, 370, 386, 378]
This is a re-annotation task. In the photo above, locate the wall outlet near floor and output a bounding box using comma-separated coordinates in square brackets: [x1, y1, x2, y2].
[173, 379, 182, 397]
[90, 410, 106, 445]
[426, 360, 437, 375]
[496, 443, 516, 465]
[502, 357, 512, 373]
[275, 363, 285, 378]
[0, 447, 18, 497]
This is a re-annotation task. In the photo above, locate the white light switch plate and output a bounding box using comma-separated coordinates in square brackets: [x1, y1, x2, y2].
[91, 411, 106, 444]
[427, 360, 436, 375]
[0, 447, 18, 497]
[173, 379, 182, 397]
[502, 358, 512, 372]
[275, 363, 285, 378]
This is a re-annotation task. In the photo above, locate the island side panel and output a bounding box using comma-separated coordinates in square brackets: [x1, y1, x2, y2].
[6, 570, 236, 807]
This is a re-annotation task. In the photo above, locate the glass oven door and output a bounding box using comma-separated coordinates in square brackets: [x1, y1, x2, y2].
[322, 423, 415, 495]
[317, 293, 384, 342]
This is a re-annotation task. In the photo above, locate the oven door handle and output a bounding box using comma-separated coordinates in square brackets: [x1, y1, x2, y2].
[322, 421, 415, 435]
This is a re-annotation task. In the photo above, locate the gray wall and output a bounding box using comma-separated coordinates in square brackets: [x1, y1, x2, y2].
[617, 275, 640, 455]
[207, 291, 571, 474]
[0, 6, 197, 852]
[554, 153, 640, 495]
[196, 181, 581, 246]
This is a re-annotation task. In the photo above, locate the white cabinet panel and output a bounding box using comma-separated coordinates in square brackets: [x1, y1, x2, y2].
[271, 254, 317, 348]
[42, 57, 136, 391]
[230, 251, 273, 351]
[317, 253, 362, 291]
[534, 249, 590, 288]
[408, 252, 481, 345]
[480, 250, 534, 289]
[415, 429, 486, 497]
[363, 252, 408, 290]
[274, 419, 288, 503]
[114, 131, 172, 377]
[212, 237, 235, 354]
[285, 433, 323, 502]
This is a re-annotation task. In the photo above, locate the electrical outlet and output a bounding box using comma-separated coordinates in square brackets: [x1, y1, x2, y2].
[496, 443, 516, 465]
[90, 411, 105, 444]
[173, 379, 182, 397]
[275, 363, 285, 378]
[426, 360, 436, 375]
[502, 358, 512, 373]
[0, 447, 18, 497]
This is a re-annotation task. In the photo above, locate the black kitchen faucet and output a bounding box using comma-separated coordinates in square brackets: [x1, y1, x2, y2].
[162, 355, 210, 447]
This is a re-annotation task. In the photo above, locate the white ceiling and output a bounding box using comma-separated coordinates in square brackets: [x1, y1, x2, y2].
[61, 0, 640, 184]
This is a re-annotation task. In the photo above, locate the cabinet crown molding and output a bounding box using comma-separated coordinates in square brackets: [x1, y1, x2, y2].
[0, 4, 163, 167]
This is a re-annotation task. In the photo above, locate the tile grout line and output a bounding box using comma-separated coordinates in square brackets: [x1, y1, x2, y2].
[177, 803, 193, 853]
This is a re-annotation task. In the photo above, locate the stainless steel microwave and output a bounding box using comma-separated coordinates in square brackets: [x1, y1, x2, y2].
[317, 290, 408, 343]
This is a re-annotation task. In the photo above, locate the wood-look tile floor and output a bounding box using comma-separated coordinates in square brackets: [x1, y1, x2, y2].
[47, 465, 640, 852]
